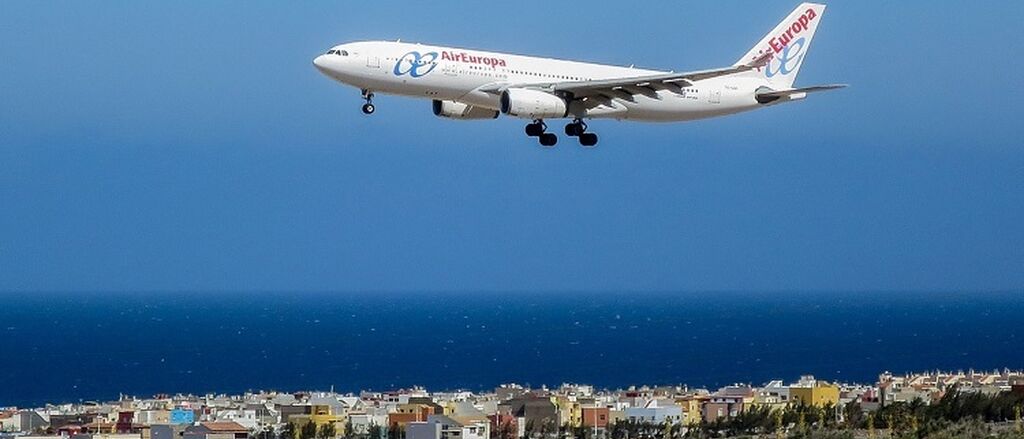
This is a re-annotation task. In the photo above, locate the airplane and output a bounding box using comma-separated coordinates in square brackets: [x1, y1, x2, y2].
[312, 3, 845, 148]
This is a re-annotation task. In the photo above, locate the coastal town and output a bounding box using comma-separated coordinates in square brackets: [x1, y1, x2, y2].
[3, 370, 1023, 439]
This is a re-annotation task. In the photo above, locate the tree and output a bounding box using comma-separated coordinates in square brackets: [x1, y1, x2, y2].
[301, 422, 319, 439]
[281, 422, 297, 439]
[523, 420, 536, 439]
[343, 419, 355, 439]
[492, 417, 515, 439]
[319, 423, 337, 439]
[387, 423, 404, 439]
[255, 426, 277, 439]
[368, 423, 384, 439]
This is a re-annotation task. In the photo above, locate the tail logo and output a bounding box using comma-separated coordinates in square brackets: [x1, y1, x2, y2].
[765, 37, 806, 78]
[770, 8, 818, 54]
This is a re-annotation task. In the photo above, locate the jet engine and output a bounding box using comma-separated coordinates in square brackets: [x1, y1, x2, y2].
[432, 100, 499, 120]
[500, 88, 568, 119]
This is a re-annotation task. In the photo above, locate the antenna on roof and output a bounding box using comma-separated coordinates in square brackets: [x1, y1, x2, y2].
[397, 39, 402, 43]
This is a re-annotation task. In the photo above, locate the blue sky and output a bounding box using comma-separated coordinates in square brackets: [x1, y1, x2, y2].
[1, 1, 1021, 293]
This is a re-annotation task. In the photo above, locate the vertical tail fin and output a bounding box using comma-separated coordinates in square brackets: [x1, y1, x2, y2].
[736, 3, 827, 88]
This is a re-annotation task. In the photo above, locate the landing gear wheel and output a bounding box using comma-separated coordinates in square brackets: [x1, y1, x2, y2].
[361, 89, 375, 115]
[565, 120, 587, 137]
[525, 120, 547, 137]
[525, 123, 544, 137]
[539, 133, 558, 148]
[579, 132, 598, 148]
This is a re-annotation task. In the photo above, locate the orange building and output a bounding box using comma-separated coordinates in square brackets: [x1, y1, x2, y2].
[388, 404, 434, 428]
[580, 407, 610, 428]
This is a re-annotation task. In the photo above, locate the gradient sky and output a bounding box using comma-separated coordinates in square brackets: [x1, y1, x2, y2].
[1, 1, 1022, 293]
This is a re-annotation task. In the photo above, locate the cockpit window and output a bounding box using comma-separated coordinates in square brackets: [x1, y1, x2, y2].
[340, 50, 349, 56]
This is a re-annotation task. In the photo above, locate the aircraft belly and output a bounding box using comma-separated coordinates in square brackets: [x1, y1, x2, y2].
[604, 89, 758, 122]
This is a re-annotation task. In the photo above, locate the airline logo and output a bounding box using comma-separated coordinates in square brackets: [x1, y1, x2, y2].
[441, 51, 507, 68]
[752, 7, 818, 78]
[395, 51, 439, 78]
[766, 37, 806, 77]
[395, 50, 510, 78]
[769, 8, 817, 54]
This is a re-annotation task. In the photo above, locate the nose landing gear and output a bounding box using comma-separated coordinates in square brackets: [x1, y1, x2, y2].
[565, 120, 598, 148]
[361, 90, 375, 115]
[525, 120, 558, 148]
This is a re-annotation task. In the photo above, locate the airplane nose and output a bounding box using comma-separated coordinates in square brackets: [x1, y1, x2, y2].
[313, 55, 329, 73]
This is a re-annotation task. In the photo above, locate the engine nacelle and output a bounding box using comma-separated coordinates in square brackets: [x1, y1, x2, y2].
[432, 100, 499, 120]
[500, 88, 568, 119]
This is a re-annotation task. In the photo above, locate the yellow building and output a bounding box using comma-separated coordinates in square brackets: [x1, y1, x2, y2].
[675, 396, 706, 426]
[290, 405, 347, 438]
[790, 382, 840, 407]
[554, 398, 582, 428]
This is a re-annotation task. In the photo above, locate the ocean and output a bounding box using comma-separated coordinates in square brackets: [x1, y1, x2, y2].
[1, 291, 1021, 407]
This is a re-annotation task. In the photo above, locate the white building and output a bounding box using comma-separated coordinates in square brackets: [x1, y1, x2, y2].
[624, 400, 682, 424]
[214, 409, 259, 430]
[348, 408, 389, 435]
[407, 415, 489, 439]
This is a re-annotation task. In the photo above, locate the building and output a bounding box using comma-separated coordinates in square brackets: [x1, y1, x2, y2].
[703, 386, 754, 422]
[348, 408, 389, 437]
[183, 422, 249, 439]
[286, 405, 345, 438]
[487, 414, 518, 439]
[1011, 377, 1024, 395]
[624, 400, 682, 424]
[580, 407, 609, 429]
[789, 377, 840, 408]
[499, 397, 559, 433]
[152, 424, 189, 439]
[0, 413, 15, 433]
[388, 404, 434, 429]
[213, 409, 260, 430]
[0, 411, 46, 433]
[116, 411, 137, 434]
[753, 381, 790, 409]
[675, 395, 707, 426]
[406, 415, 488, 439]
[170, 409, 197, 425]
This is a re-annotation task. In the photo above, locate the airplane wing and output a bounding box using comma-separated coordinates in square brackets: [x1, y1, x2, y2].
[478, 52, 773, 99]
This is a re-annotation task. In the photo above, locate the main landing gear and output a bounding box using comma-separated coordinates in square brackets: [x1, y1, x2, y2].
[524, 119, 599, 148]
[361, 89, 375, 115]
[564, 119, 598, 147]
[525, 120, 558, 148]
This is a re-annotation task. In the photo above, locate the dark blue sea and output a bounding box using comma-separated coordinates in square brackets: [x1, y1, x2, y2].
[1, 291, 1022, 407]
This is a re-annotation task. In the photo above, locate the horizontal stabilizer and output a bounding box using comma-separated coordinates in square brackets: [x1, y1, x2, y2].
[755, 84, 846, 103]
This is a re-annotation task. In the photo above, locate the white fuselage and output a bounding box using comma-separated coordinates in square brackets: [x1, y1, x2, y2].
[313, 41, 771, 122]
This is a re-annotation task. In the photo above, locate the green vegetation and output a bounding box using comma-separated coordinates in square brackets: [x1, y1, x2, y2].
[386, 423, 405, 439]
[300, 421, 319, 439]
[280, 422, 297, 439]
[368, 423, 385, 439]
[318, 423, 337, 439]
[599, 390, 1024, 439]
